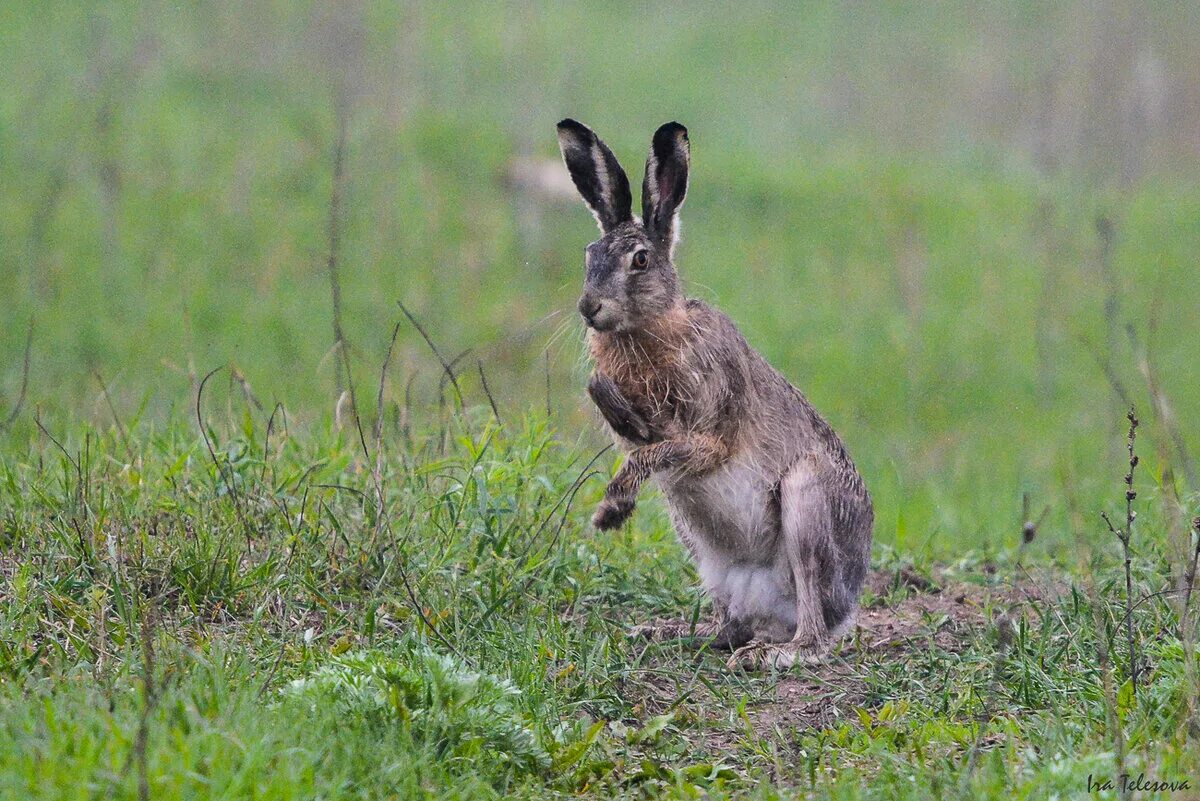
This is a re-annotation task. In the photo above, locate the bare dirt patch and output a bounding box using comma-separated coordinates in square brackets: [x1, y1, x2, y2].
[747, 566, 1063, 734]
[630, 566, 1063, 740]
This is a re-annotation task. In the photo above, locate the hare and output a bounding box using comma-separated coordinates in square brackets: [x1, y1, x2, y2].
[556, 119, 874, 669]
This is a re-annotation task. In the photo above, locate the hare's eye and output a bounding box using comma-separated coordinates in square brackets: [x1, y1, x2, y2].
[631, 250, 649, 270]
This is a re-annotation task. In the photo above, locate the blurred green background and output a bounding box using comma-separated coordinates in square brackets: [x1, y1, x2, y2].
[2, 0, 1198, 556]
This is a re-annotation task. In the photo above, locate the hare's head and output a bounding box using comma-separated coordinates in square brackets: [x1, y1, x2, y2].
[556, 119, 690, 333]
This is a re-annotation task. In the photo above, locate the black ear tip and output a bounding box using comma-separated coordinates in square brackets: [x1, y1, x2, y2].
[655, 121, 688, 140]
[650, 122, 689, 162]
[557, 118, 589, 135]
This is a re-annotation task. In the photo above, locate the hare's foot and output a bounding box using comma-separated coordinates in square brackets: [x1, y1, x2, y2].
[727, 637, 829, 671]
[592, 492, 636, 530]
[628, 618, 752, 651]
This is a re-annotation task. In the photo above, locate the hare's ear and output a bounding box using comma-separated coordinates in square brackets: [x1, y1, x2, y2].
[556, 119, 633, 233]
[641, 122, 689, 253]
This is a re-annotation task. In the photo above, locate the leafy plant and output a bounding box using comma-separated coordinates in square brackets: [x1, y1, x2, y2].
[285, 648, 550, 777]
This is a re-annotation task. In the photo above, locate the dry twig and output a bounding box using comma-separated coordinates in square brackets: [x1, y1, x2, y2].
[1101, 408, 1140, 696]
[1, 317, 33, 431]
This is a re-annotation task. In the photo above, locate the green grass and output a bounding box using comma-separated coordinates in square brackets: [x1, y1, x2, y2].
[1, 417, 1198, 798]
[2, 2, 1200, 798]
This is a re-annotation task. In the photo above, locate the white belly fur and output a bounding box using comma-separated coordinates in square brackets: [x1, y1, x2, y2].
[660, 457, 796, 639]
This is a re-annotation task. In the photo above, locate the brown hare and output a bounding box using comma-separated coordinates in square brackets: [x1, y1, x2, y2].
[556, 119, 873, 669]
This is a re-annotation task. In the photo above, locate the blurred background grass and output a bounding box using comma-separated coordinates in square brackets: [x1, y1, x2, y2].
[2, 0, 1198, 557]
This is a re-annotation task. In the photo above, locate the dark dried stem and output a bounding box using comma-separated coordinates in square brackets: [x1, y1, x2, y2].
[327, 100, 350, 400]
[437, 349, 473, 409]
[1080, 335, 1133, 410]
[261, 402, 286, 482]
[1101, 407, 1140, 696]
[1184, 517, 1200, 616]
[1096, 215, 1120, 357]
[33, 411, 83, 511]
[369, 321, 403, 526]
[374, 321, 402, 453]
[231, 367, 264, 412]
[1, 317, 33, 431]
[477, 360, 501, 423]
[93, 370, 131, 456]
[397, 300, 464, 411]
[196, 366, 251, 549]
[402, 370, 417, 451]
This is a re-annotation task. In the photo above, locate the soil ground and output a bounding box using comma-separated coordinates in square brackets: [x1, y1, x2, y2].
[625, 566, 1062, 739]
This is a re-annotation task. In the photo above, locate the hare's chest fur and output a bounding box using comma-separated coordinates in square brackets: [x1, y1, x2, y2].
[588, 310, 695, 431]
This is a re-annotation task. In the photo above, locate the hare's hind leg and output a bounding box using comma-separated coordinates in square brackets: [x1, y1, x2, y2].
[729, 461, 833, 670]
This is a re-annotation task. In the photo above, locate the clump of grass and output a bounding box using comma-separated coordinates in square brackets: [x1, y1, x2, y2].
[285, 647, 550, 776]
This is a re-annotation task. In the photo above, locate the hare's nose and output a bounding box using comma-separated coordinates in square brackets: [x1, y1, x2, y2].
[578, 296, 602, 321]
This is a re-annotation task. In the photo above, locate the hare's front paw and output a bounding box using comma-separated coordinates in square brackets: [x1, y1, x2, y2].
[618, 412, 652, 444]
[592, 493, 635, 530]
[587, 373, 653, 443]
